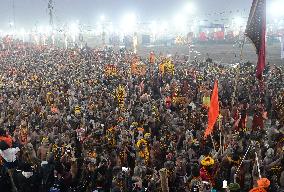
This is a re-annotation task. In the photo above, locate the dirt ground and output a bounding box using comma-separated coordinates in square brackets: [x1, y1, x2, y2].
[136, 42, 284, 65]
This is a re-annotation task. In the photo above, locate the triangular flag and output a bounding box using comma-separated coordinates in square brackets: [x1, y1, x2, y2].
[204, 81, 220, 139]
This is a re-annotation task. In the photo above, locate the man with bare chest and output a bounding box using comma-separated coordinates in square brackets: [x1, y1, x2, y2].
[37, 138, 50, 161]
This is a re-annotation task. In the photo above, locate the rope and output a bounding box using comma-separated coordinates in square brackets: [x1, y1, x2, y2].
[235, 145, 251, 176]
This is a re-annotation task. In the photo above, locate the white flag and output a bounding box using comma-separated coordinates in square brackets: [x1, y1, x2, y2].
[281, 36, 284, 59]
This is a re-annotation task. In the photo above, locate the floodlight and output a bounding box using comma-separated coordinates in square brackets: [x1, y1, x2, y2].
[120, 13, 137, 33]
[184, 2, 196, 14]
[150, 20, 157, 34]
[269, 0, 284, 18]
[38, 26, 44, 34]
[234, 17, 244, 28]
[161, 21, 168, 29]
[20, 28, 25, 35]
[173, 14, 186, 29]
[70, 22, 79, 35]
[122, 13, 136, 26]
[100, 15, 105, 21]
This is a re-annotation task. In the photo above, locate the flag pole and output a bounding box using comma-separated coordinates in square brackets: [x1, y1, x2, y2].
[210, 134, 216, 152]
[240, 36, 246, 62]
[255, 151, 262, 179]
[219, 119, 223, 155]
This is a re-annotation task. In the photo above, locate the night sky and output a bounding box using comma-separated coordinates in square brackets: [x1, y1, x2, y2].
[0, 0, 264, 29]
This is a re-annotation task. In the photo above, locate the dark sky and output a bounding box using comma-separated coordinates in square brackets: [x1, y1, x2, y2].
[0, 0, 254, 29]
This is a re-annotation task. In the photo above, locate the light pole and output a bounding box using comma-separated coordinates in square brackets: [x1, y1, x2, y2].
[98, 15, 106, 46]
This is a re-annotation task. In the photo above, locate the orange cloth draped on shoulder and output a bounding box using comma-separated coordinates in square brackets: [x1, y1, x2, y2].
[249, 187, 266, 192]
[204, 81, 219, 139]
[159, 63, 165, 75]
[131, 62, 137, 74]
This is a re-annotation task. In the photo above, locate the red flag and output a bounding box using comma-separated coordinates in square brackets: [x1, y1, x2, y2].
[245, 0, 266, 80]
[204, 81, 219, 139]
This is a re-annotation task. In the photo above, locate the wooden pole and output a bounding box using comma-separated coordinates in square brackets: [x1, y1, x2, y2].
[210, 134, 216, 152]
[219, 121, 223, 155]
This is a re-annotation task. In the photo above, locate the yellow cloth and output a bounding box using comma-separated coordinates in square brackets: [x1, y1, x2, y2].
[159, 63, 165, 74]
[144, 133, 151, 137]
[136, 138, 147, 148]
[201, 156, 215, 166]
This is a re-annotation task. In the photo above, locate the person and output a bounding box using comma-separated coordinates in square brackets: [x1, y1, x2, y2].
[0, 128, 12, 149]
[13, 162, 41, 192]
[249, 178, 270, 192]
[0, 39, 283, 192]
[199, 156, 216, 189]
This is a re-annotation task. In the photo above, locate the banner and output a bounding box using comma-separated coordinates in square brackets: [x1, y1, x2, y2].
[116, 84, 126, 111]
[245, 0, 266, 80]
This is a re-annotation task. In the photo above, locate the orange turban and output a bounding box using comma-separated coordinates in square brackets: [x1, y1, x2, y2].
[257, 178, 270, 188]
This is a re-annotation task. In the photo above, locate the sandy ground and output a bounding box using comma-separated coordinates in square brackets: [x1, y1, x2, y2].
[136, 42, 284, 65]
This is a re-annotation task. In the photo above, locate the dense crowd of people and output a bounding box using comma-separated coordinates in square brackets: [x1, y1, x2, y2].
[0, 41, 283, 192]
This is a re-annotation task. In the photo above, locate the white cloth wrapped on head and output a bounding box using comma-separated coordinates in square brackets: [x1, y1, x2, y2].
[0, 147, 20, 162]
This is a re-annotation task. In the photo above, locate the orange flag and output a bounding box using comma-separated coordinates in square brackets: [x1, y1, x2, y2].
[204, 81, 219, 139]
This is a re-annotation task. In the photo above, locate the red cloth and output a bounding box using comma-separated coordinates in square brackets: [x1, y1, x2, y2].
[252, 114, 264, 131]
[182, 80, 189, 95]
[204, 81, 219, 139]
[0, 135, 13, 148]
[256, 19, 266, 80]
[252, 106, 265, 131]
[199, 32, 207, 41]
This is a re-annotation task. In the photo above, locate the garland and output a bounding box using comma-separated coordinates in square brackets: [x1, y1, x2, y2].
[41, 137, 49, 144]
[104, 64, 117, 77]
[116, 84, 126, 111]
[46, 92, 54, 105]
[159, 59, 175, 76]
[19, 126, 28, 145]
[87, 151, 97, 159]
[227, 156, 240, 165]
[131, 61, 146, 76]
[106, 127, 116, 146]
[136, 138, 150, 164]
[152, 106, 160, 121]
